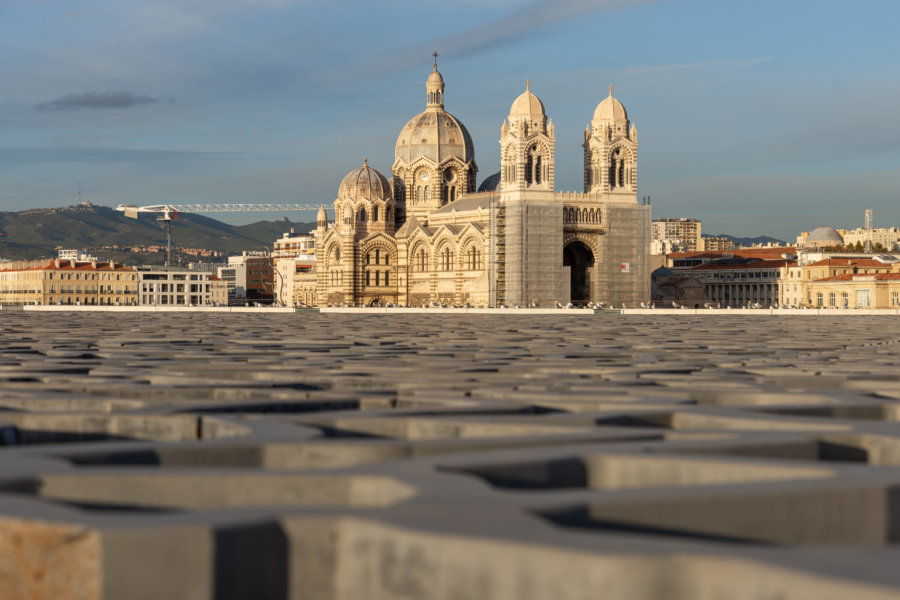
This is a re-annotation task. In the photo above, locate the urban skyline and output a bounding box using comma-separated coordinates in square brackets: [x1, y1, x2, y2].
[1, 0, 898, 241]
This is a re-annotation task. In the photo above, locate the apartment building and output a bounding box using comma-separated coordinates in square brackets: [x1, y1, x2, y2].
[0, 259, 137, 306]
[137, 267, 222, 306]
[652, 218, 702, 253]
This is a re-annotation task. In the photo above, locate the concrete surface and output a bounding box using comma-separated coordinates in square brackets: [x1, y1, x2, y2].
[2, 312, 900, 598]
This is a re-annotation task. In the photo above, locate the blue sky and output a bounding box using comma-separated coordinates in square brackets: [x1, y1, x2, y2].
[1, 0, 899, 240]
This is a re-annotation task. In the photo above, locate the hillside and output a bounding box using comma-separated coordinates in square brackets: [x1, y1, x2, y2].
[0, 203, 315, 264]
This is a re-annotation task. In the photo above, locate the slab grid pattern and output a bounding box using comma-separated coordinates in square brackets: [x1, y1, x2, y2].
[2, 313, 900, 599]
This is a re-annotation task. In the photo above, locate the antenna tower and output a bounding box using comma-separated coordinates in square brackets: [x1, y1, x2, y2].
[865, 208, 873, 253]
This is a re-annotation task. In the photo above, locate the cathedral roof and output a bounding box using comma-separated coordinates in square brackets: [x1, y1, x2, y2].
[477, 171, 501, 192]
[338, 159, 391, 201]
[433, 195, 492, 214]
[593, 85, 628, 125]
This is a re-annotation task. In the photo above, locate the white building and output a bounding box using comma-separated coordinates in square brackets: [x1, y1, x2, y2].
[217, 251, 273, 302]
[138, 267, 222, 306]
[651, 218, 701, 253]
[273, 230, 316, 259]
[271, 231, 316, 306]
[58, 249, 98, 262]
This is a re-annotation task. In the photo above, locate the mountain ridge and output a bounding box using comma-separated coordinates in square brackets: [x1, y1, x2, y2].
[0, 203, 315, 264]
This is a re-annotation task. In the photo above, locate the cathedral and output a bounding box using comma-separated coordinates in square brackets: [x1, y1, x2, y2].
[313, 62, 650, 307]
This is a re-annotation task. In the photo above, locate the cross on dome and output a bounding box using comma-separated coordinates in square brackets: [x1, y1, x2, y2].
[526, 79, 530, 91]
[432, 51, 439, 68]
[609, 84, 614, 95]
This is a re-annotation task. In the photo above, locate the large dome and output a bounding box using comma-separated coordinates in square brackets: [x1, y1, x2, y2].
[338, 159, 391, 201]
[477, 171, 501, 192]
[807, 226, 844, 245]
[395, 66, 475, 166]
[395, 110, 474, 165]
[593, 85, 628, 124]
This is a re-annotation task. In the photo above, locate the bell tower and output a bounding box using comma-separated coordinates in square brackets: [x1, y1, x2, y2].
[497, 81, 564, 307]
[584, 85, 638, 198]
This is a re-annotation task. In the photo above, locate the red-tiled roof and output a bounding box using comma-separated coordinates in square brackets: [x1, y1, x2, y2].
[813, 273, 900, 282]
[806, 258, 889, 268]
[690, 259, 795, 271]
[0, 260, 135, 272]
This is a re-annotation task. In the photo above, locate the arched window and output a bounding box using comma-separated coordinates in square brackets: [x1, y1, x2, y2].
[384, 271, 390, 286]
[525, 150, 534, 184]
[535, 154, 542, 184]
[450, 187, 456, 203]
[417, 249, 427, 272]
[417, 186, 423, 204]
[424, 185, 431, 204]
[366, 252, 372, 265]
[440, 247, 453, 270]
[375, 249, 380, 264]
[358, 207, 367, 222]
[466, 246, 482, 270]
[366, 271, 371, 286]
[373, 206, 379, 221]
[385, 206, 392, 224]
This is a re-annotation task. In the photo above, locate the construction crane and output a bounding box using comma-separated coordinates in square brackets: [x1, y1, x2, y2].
[116, 203, 321, 267]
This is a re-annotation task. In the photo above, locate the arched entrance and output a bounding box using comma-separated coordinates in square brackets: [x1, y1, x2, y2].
[563, 241, 594, 305]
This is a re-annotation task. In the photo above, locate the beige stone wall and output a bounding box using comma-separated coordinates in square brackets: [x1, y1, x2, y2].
[806, 279, 900, 309]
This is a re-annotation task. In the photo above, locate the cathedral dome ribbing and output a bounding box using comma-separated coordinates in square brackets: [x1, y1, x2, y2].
[593, 85, 628, 126]
[509, 83, 545, 118]
[394, 67, 475, 166]
[338, 159, 391, 201]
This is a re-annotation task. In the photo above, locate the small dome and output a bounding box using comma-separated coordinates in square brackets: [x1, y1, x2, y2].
[807, 226, 844, 244]
[427, 67, 444, 87]
[478, 171, 501, 192]
[338, 159, 391, 201]
[317, 206, 327, 221]
[593, 85, 628, 124]
[509, 82, 545, 118]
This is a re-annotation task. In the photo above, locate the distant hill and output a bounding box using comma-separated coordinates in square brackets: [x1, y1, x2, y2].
[703, 234, 788, 247]
[0, 203, 315, 264]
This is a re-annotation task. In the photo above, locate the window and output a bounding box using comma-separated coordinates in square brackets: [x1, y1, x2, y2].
[384, 271, 389, 286]
[466, 247, 482, 270]
[373, 206, 379, 221]
[829, 292, 836, 307]
[856, 289, 872, 307]
[358, 207, 367, 222]
[440, 247, 453, 270]
[365, 271, 371, 286]
[893, 292, 899, 307]
[816, 293, 823, 307]
[416, 249, 427, 272]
